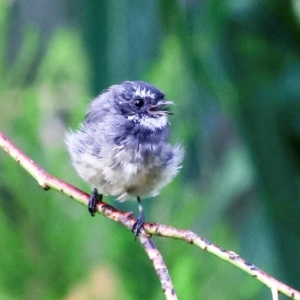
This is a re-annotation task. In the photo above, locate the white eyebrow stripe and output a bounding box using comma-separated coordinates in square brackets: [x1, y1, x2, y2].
[135, 87, 156, 99]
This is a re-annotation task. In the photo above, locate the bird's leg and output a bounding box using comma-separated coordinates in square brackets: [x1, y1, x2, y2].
[88, 188, 102, 217]
[132, 197, 145, 237]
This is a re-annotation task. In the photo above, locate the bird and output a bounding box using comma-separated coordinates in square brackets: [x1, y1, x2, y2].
[65, 81, 184, 235]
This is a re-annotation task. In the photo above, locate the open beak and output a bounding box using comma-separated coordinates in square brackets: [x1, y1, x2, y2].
[148, 100, 174, 116]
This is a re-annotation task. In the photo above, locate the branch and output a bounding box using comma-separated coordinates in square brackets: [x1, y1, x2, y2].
[0, 131, 299, 300]
[0, 131, 177, 300]
[137, 231, 177, 299]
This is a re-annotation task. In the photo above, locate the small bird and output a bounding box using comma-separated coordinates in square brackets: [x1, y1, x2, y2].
[66, 81, 183, 235]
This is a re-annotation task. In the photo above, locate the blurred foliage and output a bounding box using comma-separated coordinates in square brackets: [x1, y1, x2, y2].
[1, 0, 300, 299]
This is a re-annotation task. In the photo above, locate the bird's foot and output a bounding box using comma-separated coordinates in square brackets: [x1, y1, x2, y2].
[88, 188, 102, 217]
[132, 197, 145, 238]
[132, 211, 145, 238]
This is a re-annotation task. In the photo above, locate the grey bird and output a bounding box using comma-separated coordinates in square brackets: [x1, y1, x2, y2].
[65, 81, 183, 235]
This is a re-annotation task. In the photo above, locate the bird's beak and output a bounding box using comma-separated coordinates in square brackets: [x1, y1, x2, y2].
[148, 100, 174, 116]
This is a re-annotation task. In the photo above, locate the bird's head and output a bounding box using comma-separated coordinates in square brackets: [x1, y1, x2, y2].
[114, 81, 173, 130]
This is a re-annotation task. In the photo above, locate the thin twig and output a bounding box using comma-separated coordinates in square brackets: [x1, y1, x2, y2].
[138, 231, 177, 300]
[144, 224, 300, 299]
[271, 286, 279, 300]
[1, 131, 300, 299]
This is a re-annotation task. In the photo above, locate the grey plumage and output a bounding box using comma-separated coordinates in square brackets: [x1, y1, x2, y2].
[66, 81, 184, 205]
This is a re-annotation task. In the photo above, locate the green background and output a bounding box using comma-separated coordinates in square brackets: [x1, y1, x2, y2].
[1, 0, 300, 299]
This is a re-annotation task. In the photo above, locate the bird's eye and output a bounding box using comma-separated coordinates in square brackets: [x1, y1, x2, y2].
[134, 97, 144, 108]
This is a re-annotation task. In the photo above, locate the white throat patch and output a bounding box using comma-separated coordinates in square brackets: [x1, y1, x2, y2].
[127, 115, 168, 130]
